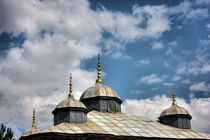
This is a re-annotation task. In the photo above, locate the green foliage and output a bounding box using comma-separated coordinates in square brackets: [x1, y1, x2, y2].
[0, 124, 15, 140]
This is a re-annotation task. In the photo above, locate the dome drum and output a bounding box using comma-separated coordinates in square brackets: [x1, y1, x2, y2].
[158, 89, 192, 129]
[158, 114, 191, 129]
[81, 96, 122, 113]
[52, 107, 88, 125]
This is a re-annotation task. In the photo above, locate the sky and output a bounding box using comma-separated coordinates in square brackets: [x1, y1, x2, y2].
[0, 0, 210, 139]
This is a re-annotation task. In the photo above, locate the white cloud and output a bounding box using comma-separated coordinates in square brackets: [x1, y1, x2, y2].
[135, 59, 150, 66]
[207, 24, 210, 29]
[163, 82, 174, 86]
[177, 50, 210, 75]
[181, 79, 191, 84]
[0, 0, 209, 139]
[122, 95, 210, 134]
[168, 41, 177, 47]
[186, 8, 208, 19]
[200, 39, 210, 46]
[196, 0, 210, 5]
[163, 61, 170, 68]
[130, 90, 143, 95]
[172, 76, 181, 81]
[139, 73, 164, 84]
[152, 41, 164, 50]
[189, 82, 210, 92]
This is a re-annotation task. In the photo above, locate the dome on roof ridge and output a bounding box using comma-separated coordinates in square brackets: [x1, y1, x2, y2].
[22, 109, 41, 137]
[160, 104, 190, 117]
[158, 89, 192, 129]
[80, 82, 120, 101]
[52, 73, 88, 125]
[80, 53, 122, 113]
[56, 96, 86, 109]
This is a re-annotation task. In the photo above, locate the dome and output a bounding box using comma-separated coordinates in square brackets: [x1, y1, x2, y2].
[22, 109, 41, 137]
[56, 96, 86, 109]
[160, 104, 190, 118]
[22, 127, 41, 137]
[80, 82, 120, 101]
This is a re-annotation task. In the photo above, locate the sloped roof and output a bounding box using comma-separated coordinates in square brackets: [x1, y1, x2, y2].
[32, 111, 210, 139]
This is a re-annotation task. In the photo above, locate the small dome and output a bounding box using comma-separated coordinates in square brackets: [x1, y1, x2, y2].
[80, 82, 120, 101]
[160, 104, 190, 117]
[22, 127, 41, 137]
[56, 96, 86, 109]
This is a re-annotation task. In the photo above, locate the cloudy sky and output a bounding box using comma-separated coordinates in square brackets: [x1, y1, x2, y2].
[0, 0, 210, 139]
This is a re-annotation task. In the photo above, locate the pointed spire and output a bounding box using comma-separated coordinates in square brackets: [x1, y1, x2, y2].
[172, 88, 176, 105]
[96, 53, 103, 84]
[69, 73, 74, 97]
[32, 109, 36, 128]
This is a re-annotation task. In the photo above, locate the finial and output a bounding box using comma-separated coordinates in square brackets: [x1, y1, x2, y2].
[172, 88, 176, 105]
[96, 53, 103, 84]
[32, 109, 36, 128]
[69, 73, 74, 97]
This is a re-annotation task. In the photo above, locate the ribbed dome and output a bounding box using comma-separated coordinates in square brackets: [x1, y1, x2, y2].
[56, 96, 86, 109]
[80, 82, 120, 101]
[22, 127, 41, 137]
[160, 104, 190, 117]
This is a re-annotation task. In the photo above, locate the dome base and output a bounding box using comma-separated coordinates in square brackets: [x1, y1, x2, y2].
[81, 96, 122, 113]
[52, 107, 88, 125]
[159, 114, 191, 129]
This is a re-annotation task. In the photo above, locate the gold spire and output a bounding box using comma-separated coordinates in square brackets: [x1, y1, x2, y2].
[172, 88, 176, 105]
[96, 53, 103, 84]
[69, 73, 74, 97]
[32, 109, 36, 128]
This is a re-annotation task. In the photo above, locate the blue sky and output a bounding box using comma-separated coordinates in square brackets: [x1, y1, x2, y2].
[0, 0, 210, 139]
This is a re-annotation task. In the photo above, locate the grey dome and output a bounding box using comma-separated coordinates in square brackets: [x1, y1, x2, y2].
[80, 82, 120, 101]
[56, 96, 86, 109]
[22, 127, 41, 137]
[160, 104, 190, 117]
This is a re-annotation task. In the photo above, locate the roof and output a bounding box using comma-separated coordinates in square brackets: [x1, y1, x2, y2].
[56, 96, 86, 109]
[160, 104, 190, 118]
[22, 127, 41, 137]
[80, 83, 120, 101]
[33, 111, 209, 139]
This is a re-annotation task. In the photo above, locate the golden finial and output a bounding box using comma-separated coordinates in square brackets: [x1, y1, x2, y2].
[32, 109, 36, 128]
[96, 53, 103, 84]
[69, 73, 74, 97]
[172, 88, 176, 105]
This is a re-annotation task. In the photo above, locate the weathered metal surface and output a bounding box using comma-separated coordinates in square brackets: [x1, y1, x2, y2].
[53, 109, 87, 125]
[160, 104, 190, 117]
[22, 127, 41, 137]
[29, 111, 210, 139]
[80, 83, 120, 101]
[56, 96, 86, 109]
[82, 97, 121, 113]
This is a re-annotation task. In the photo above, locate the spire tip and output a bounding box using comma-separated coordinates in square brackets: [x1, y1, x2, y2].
[32, 108, 36, 128]
[69, 73, 74, 97]
[96, 53, 103, 84]
[172, 88, 176, 105]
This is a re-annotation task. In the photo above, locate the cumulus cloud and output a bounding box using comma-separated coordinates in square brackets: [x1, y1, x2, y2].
[181, 79, 191, 84]
[168, 41, 177, 47]
[152, 41, 164, 50]
[163, 82, 174, 86]
[176, 49, 210, 75]
[172, 76, 181, 81]
[139, 73, 165, 84]
[122, 95, 210, 134]
[0, 0, 209, 139]
[135, 59, 150, 66]
[189, 82, 210, 92]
